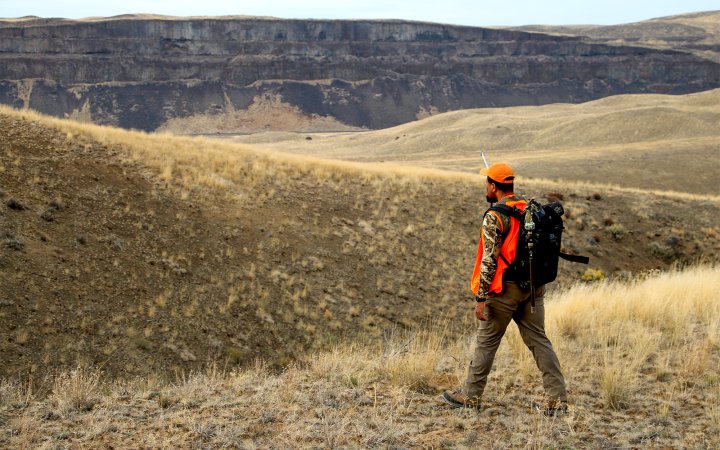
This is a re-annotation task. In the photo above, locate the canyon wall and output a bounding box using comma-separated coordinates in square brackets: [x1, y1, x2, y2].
[1, 17, 719, 131]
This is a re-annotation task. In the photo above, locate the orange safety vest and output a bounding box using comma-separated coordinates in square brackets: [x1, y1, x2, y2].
[470, 198, 526, 296]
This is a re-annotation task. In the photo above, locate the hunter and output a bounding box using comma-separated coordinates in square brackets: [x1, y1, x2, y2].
[441, 162, 568, 416]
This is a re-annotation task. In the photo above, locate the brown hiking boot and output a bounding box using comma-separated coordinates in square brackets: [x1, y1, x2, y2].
[543, 400, 568, 417]
[440, 388, 481, 410]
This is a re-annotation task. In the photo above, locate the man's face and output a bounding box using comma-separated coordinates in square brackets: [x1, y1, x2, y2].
[485, 179, 497, 203]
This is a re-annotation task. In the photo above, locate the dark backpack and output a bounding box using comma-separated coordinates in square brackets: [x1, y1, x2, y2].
[488, 199, 589, 292]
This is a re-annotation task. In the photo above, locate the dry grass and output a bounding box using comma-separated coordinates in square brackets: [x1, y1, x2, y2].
[3, 102, 720, 380]
[0, 104, 482, 195]
[2, 265, 718, 448]
[49, 368, 102, 416]
[3, 103, 718, 208]
[2, 96, 720, 447]
[506, 10, 720, 63]
[226, 88, 720, 197]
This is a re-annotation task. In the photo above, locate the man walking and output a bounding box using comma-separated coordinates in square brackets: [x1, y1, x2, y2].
[441, 162, 568, 415]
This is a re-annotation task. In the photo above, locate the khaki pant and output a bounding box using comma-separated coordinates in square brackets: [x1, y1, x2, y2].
[462, 283, 567, 401]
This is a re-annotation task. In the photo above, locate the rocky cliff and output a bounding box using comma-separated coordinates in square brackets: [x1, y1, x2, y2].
[1, 16, 720, 131]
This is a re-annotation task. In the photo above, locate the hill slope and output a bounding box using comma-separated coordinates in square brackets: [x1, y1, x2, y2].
[229, 89, 720, 196]
[509, 10, 720, 63]
[1, 106, 719, 381]
[1, 265, 718, 448]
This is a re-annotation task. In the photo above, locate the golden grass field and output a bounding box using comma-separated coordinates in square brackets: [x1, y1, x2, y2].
[1, 88, 719, 448]
[226, 88, 720, 197]
[2, 266, 718, 448]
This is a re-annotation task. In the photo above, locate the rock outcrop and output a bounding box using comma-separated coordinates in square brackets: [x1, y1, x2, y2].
[1, 16, 719, 131]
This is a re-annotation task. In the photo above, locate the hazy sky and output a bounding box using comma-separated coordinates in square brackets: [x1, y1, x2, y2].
[1, 0, 718, 26]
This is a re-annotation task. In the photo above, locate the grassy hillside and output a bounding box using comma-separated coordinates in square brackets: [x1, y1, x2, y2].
[2, 265, 718, 448]
[2, 105, 719, 382]
[508, 10, 720, 63]
[228, 89, 720, 197]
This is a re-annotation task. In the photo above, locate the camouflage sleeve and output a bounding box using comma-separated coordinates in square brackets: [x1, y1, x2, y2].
[478, 212, 504, 298]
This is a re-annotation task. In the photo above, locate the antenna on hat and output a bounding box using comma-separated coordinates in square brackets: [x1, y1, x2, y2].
[481, 152, 490, 169]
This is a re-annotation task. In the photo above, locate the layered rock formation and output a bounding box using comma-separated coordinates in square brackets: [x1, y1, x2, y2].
[1, 16, 719, 131]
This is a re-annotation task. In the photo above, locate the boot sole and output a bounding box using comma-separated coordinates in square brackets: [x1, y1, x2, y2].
[440, 391, 481, 410]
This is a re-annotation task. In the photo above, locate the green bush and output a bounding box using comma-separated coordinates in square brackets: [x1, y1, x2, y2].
[605, 224, 627, 240]
[581, 268, 606, 282]
[650, 242, 675, 260]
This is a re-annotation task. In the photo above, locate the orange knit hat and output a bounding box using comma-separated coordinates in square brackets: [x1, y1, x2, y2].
[480, 163, 515, 183]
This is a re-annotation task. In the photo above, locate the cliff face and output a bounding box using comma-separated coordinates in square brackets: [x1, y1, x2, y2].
[1, 17, 719, 131]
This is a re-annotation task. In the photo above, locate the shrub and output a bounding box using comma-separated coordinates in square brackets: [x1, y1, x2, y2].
[133, 337, 152, 351]
[6, 198, 26, 210]
[650, 242, 675, 260]
[581, 268, 606, 282]
[3, 231, 24, 251]
[665, 235, 682, 248]
[48, 199, 65, 211]
[157, 395, 178, 409]
[605, 223, 627, 240]
[225, 347, 245, 365]
[40, 209, 55, 221]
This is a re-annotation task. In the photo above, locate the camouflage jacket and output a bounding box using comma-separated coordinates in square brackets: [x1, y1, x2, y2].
[476, 195, 523, 299]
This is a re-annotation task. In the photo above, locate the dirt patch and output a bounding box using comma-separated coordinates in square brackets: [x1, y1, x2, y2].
[158, 93, 363, 134]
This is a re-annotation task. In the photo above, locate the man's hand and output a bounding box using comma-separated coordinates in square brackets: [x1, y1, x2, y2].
[475, 301, 487, 321]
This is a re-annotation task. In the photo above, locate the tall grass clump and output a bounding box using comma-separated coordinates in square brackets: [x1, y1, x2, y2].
[50, 368, 102, 415]
[378, 325, 455, 391]
[546, 264, 720, 409]
[0, 379, 33, 409]
[548, 265, 719, 342]
[307, 320, 464, 392]
[710, 384, 720, 432]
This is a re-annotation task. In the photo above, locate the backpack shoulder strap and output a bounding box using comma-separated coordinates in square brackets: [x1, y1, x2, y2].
[485, 204, 522, 240]
[490, 204, 522, 227]
[489, 204, 523, 219]
[485, 205, 520, 266]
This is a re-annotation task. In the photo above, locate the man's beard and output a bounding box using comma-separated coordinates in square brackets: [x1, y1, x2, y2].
[486, 195, 495, 203]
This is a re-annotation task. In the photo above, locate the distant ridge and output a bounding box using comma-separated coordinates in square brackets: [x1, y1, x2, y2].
[506, 10, 720, 63]
[1, 14, 719, 132]
[231, 88, 720, 197]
